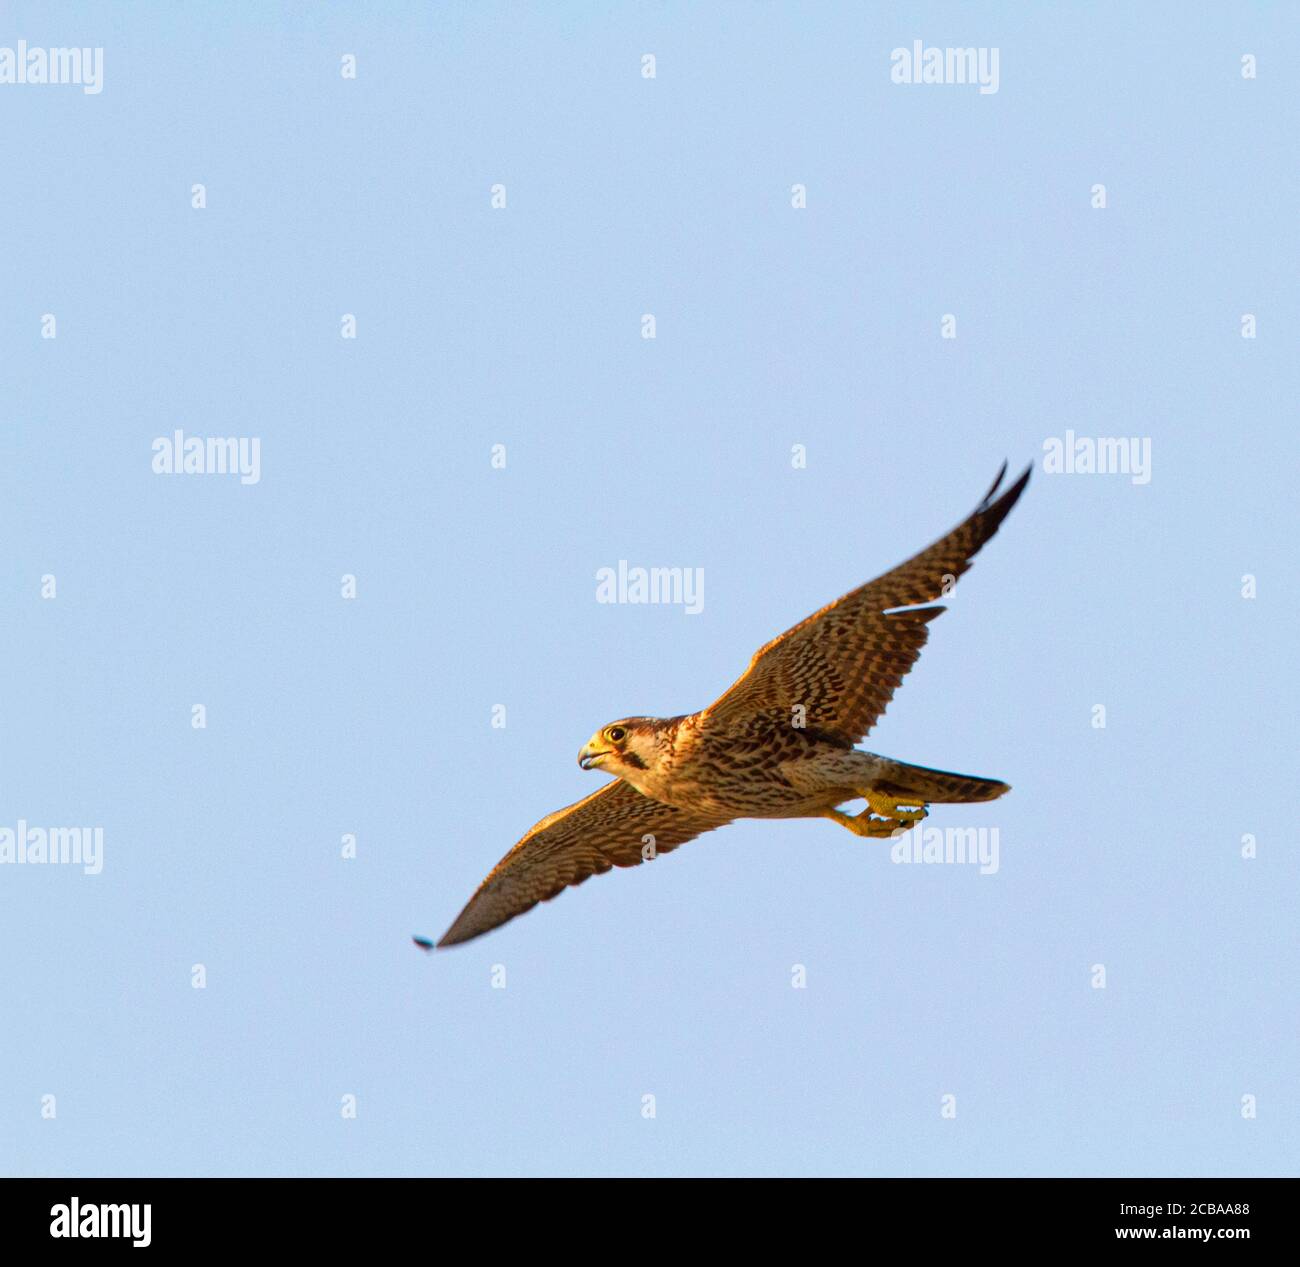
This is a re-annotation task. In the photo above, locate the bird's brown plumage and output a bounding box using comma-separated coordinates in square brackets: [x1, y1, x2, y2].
[436, 781, 731, 947]
[435, 463, 1030, 947]
[702, 462, 1030, 743]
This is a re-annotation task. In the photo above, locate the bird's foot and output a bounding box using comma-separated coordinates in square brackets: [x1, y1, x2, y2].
[864, 791, 928, 825]
[823, 807, 912, 840]
[822, 793, 929, 839]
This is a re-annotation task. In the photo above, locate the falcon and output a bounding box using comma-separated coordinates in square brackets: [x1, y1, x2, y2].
[435, 462, 1030, 947]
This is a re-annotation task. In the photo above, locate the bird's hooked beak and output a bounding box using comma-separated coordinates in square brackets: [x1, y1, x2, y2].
[578, 741, 611, 771]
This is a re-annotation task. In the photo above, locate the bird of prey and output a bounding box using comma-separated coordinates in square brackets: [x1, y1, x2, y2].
[435, 463, 1030, 948]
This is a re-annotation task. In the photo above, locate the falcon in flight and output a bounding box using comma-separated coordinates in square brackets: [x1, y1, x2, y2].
[436, 463, 1030, 947]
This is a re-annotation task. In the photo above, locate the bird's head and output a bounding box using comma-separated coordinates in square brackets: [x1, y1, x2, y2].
[577, 718, 661, 778]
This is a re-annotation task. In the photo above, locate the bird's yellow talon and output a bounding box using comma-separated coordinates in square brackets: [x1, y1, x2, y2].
[864, 791, 928, 824]
[823, 807, 914, 839]
[822, 792, 930, 841]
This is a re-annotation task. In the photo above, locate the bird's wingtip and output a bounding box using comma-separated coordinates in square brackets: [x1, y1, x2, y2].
[979, 460, 1009, 506]
[978, 459, 1034, 510]
[982, 459, 1032, 514]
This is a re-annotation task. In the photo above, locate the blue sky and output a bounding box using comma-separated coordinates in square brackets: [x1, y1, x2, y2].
[2, 2, 1296, 1176]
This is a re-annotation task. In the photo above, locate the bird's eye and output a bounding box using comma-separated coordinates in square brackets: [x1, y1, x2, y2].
[607, 727, 626, 743]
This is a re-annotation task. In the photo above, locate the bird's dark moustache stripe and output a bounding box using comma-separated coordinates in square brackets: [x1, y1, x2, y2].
[622, 752, 647, 769]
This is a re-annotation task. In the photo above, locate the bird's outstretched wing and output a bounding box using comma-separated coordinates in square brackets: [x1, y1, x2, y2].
[437, 781, 731, 947]
[702, 462, 1031, 744]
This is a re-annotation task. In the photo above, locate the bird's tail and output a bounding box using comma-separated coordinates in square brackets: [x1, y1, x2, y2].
[872, 758, 1010, 804]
